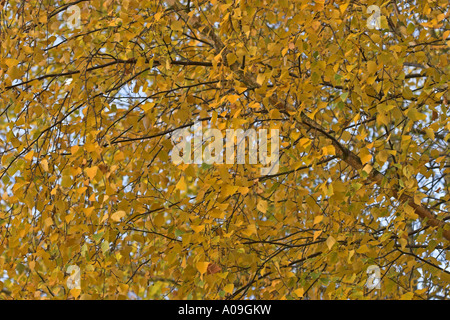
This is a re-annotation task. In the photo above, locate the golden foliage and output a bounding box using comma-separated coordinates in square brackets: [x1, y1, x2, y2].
[0, 0, 450, 300]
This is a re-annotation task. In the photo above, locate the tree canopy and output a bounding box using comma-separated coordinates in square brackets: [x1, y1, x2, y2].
[1, 0, 450, 299]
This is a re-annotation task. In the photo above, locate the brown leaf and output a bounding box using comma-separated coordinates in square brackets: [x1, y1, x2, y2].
[206, 263, 222, 275]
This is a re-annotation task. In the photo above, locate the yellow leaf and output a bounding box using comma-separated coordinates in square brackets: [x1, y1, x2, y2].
[85, 166, 98, 180]
[191, 224, 205, 233]
[176, 176, 187, 191]
[256, 73, 265, 86]
[326, 236, 336, 250]
[399, 238, 407, 250]
[154, 213, 165, 227]
[226, 53, 237, 65]
[24, 151, 34, 161]
[5, 58, 19, 68]
[242, 224, 257, 236]
[377, 150, 389, 163]
[257, 200, 268, 213]
[65, 214, 73, 223]
[293, 288, 304, 298]
[311, 20, 321, 30]
[443, 30, 450, 41]
[363, 164, 372, 174]
[111, 210, 126, 222]
[224, 284, 234, 294]
[44, 217, 53, 227]
[223, 185, 239, 197]
[404, 205, 418, 220]
[238, 186, 249, 195]
[313, 215, 324, 225]
[356, 245, 369, 254]
[71, 145, 80, 154]
[141, 102, 155, 112]
[70, 288, 81, 299]
[299, 138, 311, 147]
[77, 187, 87, 194]
[196, 261, 209, 274]
[83, 207, 95, 217]
[400, 292, 414, 300]
[41, 159, 49, 172]
[322, 145, 335, 156]
[313, 230, 322, 241]
[436, 156, 445, 163]
[359, 148, 372, 164]
[367, 60, 378, 74]
[407, 108, 426, 121]
[425, 128, 435, 140]
[348, 250, 355, 263]
[226, 94, 239, 104]
[415, 288, 427, 295]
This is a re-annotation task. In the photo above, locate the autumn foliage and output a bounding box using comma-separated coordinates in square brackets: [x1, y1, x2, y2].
[1, 0, 450, 299]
